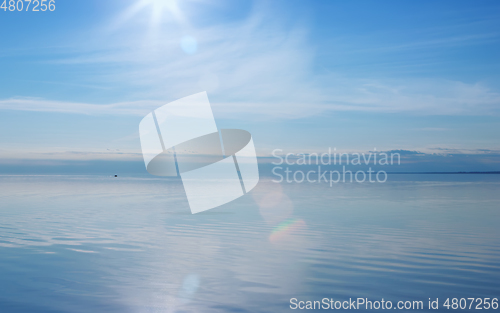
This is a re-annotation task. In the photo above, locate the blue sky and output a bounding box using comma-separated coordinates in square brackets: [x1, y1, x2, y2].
[0, 0, 500, 171]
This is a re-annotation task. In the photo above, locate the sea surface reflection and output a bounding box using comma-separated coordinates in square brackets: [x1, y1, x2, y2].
[0, 174, 499, 312]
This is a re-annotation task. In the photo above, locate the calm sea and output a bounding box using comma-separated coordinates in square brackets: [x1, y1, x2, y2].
[0, 174, 499, 312]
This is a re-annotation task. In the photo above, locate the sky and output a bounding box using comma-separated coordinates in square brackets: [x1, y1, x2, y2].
[0, 0, 500, 173]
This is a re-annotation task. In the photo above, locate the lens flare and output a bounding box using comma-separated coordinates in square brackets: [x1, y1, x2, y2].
[269, 218, 306, 244]
[181, 36, 198, 55]
[178, 274, 200, 304]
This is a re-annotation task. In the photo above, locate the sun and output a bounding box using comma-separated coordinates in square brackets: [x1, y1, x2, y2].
[148, 0, 180, 13]
[147, 0, 183, 25]
[113, 0, 185, 30]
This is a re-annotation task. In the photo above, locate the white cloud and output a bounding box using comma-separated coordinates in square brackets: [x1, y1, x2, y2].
[1, 2, 499, 119]
[0, 97, 163, 116]
[2, 77, 499, 119]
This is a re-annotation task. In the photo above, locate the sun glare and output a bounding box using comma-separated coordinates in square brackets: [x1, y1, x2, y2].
[114, 0, 185, 30]
[148, 0, 183, 24]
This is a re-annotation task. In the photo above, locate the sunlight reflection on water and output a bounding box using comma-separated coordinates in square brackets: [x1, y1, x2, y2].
[0, 175, 499, 312]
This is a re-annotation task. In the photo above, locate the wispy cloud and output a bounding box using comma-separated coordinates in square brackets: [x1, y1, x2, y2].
[0, 148, 142, 161]
[1, 78, 499, 118]
[0, 97, 163, 116]
[349, 32, 500, 54]
[1, 2, 500, 119]
[414, 127, 450, 131]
